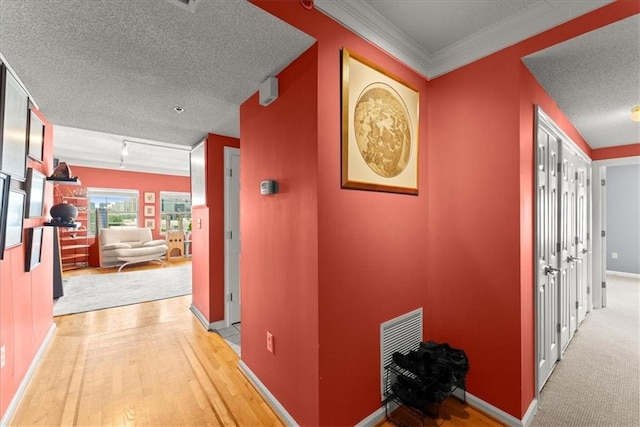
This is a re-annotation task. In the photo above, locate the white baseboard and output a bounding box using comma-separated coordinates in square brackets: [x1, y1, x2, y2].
[521, 398, 538, 427]
[1, 323, 56, 427]
[355, 400, 400, 426]
[356, 388, 537, 427]
[450, 388, 536, 427]
[238, 360, 298, 426]
[189, 304, 225, 331]
[606, 270, 640, 279]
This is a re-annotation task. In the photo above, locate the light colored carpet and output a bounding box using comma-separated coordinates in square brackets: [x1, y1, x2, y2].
[54, 265, 192, 316]
[532, 273, 640, 427]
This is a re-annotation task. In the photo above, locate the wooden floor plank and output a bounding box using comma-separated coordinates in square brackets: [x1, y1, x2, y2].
[10, 277, 502, 426]
[9, 296, 283, 427]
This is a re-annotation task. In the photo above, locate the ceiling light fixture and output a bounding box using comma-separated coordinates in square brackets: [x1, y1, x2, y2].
[174, 106, 185, 114]
[631, 106, 640, 122]
[121, 141, 129, 156]
[119, 157, 125, 169]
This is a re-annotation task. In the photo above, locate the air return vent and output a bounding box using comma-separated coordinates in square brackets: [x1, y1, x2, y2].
[167, 0, 199, 13]
[380, 308, 423, 399]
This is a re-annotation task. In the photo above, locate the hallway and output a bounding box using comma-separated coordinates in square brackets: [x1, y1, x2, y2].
[8, 296, 281, 426]
[532, 274, 640, 426]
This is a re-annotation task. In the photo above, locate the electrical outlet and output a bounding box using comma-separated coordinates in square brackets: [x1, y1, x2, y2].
[1, 345, 5, 368]
[612, 252, 618, 259]
[266, 332, 274, 354]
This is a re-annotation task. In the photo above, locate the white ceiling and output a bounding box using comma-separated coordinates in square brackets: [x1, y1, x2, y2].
[0, 0, 315, 175]
[523, 15, 640, 149]
[318, 0, 639, 150]
[0, 0, 637, 176]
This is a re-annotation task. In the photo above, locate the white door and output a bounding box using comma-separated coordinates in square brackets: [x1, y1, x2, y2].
[536, 125, 560, 390]
[575, 157, 589, 324]
[225, 147, 241, 325]
[559, 143, 576, 350]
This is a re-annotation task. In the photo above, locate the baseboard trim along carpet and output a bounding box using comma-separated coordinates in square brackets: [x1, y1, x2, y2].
[238, 360, 298, 427]
[607, 270, 640, 279]
[0, 323, 56, 427]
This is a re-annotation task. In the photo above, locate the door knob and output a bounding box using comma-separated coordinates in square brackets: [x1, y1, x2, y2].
[545, 266, 560, 276]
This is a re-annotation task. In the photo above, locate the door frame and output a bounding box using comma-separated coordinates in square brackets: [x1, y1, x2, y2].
[591, 155, 640, 309]
[534, 106, 591, 396]
[224, 146, 241, 327]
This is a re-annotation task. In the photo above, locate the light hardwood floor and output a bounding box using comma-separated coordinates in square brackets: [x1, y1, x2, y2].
[9, 296, 282, 426]
[11, 289, 502, 426]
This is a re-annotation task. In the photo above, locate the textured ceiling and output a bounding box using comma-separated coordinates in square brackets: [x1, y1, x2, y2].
[0, 0, 315, 148]
[318, 0, 639, 150]
[316, 0, 613, 78]
[0, 1, 636, 177]
[523, 15, 640, 149]
[364, 0, 544, 55]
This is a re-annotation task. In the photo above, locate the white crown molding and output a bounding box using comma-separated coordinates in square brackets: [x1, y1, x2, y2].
[315, 0, 613, 79]
[429, 0, 614, 77]
[314, 0, 432, 78]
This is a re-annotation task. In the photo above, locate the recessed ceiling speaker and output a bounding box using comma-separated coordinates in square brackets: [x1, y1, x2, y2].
[259, 76, 279, 107]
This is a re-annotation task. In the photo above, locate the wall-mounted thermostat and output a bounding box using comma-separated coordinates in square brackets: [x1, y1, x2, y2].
[261, 180, 277, 195]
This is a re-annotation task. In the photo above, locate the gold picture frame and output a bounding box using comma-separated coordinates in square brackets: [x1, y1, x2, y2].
[144, 192, 155, 203]
[341, 48, 419, 195]
[144, 205, 155, 217]
[144, 218, 155, 229]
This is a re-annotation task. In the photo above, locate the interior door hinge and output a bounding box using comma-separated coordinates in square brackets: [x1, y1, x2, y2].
[601, 230, 606, 237]
[228, 168, 233, 177]
[575, 236, 579, 245]
[587, 178, 590, 187]
[575, 301, 579, 310]
[557, 242, 561, 253]
[601, 179, 606, 186]
[587, 286, 591, 294]
[575, 171, 579, 180]
[602, 281, 606, 289]
[227, 230, 233, 239]
[557, 323, 561, 333]
[228, 293, 233, 302]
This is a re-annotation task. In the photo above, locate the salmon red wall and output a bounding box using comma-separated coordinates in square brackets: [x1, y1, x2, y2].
[69, 166, 190, 242]
[190, 134, 239, 324]
[240, 46, 320, 425]
[191, 206, 210, 319]
[249, 1, 429, 424]
[250, 0, 639, 424]
[592, 143, 640, 160]
[0, 107, 55, 420]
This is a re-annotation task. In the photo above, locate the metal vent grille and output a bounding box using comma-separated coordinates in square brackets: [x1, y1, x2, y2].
[380, 308, 423, 399]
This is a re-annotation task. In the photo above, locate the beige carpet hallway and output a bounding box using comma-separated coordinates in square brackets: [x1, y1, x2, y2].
[532, 273, 640, 427]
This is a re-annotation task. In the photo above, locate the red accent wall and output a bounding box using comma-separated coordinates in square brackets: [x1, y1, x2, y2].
[247, 0, 639, 424]
[247, 2, 429, 425]
[191, 205, 210, 319]
[592, 143, 640, 160]
[240, 46, 320, 425]
[190, 134, 240, 324]
[70, 165, 189, 240]
[0, 107, 55, 419]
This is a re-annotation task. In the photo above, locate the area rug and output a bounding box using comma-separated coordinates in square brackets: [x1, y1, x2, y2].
[54, 265, 192, 316]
